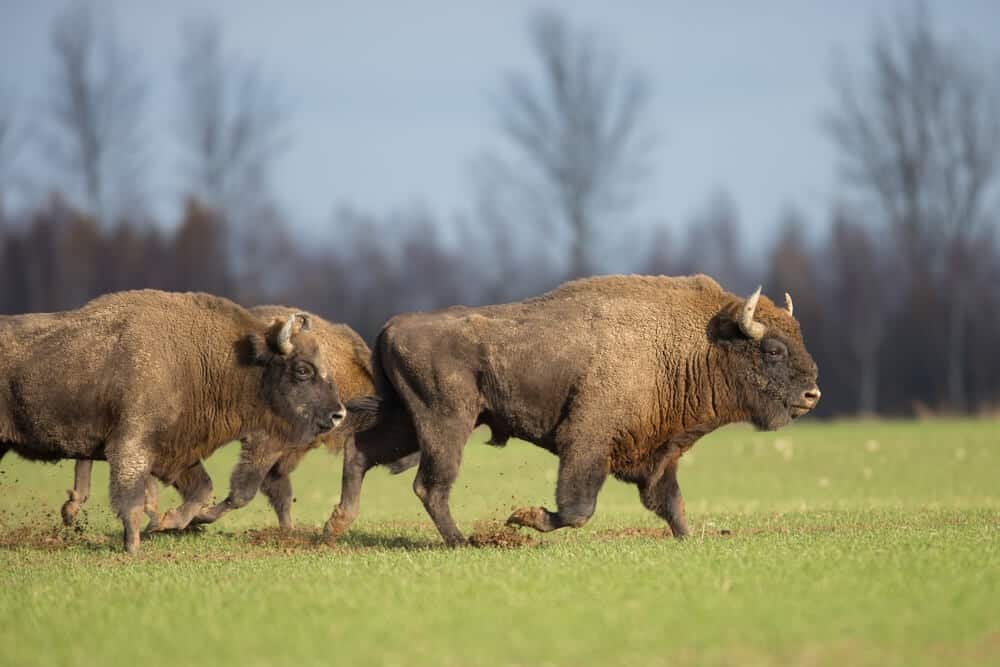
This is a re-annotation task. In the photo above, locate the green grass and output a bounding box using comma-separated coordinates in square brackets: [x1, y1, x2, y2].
[1, 419, 998, 666]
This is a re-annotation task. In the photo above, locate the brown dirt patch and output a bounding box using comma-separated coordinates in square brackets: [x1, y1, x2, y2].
[0, 525, 113, 551]
[244, 527, 325, 551]
[468, 521, 538, 548]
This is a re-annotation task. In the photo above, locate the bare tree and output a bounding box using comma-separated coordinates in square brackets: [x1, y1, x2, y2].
[482, 10, 654, 277]
[176, 18, 286, 222]
[826, 5, 1000, 411]
[44, 3, 147, 223]
[675, 189, 748, 293]
[824, 207, 893, 415]
[171, 197, 234, 298]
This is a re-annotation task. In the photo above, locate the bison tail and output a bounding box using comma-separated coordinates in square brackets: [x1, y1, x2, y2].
[343, 395, 384, 433]
[383, 451, 420, 475]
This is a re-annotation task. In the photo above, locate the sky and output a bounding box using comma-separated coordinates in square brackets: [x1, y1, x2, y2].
[2, 1, 999, 255]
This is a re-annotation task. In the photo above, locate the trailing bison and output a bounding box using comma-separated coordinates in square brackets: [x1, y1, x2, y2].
[325, 274, 820, 545]
[0, 290, 345, 552]
[61, 306, 375, 531]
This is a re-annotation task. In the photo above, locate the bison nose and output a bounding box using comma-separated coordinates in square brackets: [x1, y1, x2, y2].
[802, 386, 821, 408]
[330, 405, 347, 427]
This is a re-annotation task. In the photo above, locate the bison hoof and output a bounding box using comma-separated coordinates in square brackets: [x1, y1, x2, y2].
[61, 490, 85, 526]
[144, 512, 162, 533]
[322, 507, 356, 544]
[505, 506, 548, 532]
[61, 501, 80, 526]
[148, 509, 180, 533]
[322, 519, 346, 545]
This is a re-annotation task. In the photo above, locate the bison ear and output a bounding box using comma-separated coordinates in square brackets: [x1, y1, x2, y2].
[708, 311, 746, 344]
[243, 318, 288, 364]
[247, 333, 274, 365]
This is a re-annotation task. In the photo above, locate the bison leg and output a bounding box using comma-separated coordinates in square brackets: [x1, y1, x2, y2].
[638, 457, 688, 538]
[150, 462, 213, 532]
[194, 439, 281, 526]
[261, 470, 294, 530]
[412, 420, 473, 547]
[507, 445, 608, 532]
[143, 475, 160, 529]
[324, 421, 420, 543]
[107, 438, 152, 554]
[323, 437, 375, 542]
[63, 462, 161, 530]
[261, 450, 307, 531]
[61, 460, 93, 526]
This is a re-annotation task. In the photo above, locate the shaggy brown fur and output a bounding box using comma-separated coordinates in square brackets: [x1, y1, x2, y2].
[61, 306, 376, 532]
[325, 274, 820, 545]
[237, 306, 375, 529]
[0, 290, 345, 553]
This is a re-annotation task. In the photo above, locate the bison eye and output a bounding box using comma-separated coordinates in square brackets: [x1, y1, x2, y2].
[762, 339, 788, 361]
[293, 363, 315, 381]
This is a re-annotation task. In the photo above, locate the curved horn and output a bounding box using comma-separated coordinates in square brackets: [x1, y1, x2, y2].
[275, 312, 311, 355]
[275, 317, 296, 355]
[784, 292, 794, 316]
[738, 286, 767, 340]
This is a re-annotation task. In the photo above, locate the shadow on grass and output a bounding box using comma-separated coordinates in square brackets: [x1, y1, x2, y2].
[191, 525, 442, 552]
[332, 529, 441, 550]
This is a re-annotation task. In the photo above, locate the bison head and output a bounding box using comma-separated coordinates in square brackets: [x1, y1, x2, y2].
[249, 313, 346, 442]
[710, 287, 820, 430]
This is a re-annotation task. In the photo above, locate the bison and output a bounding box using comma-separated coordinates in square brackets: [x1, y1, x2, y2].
[60, 306, 376, 532]
[325, 274, 820, 545]
[0, 290, 345, 552]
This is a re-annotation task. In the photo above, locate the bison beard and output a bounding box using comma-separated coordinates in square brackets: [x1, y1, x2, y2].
[325, 274, 820, 546]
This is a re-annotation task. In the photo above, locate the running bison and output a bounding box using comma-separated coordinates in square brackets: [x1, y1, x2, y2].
[0, 290, 345, 552]
[60, 306, 375, 531]
[326, 274, 821, 545]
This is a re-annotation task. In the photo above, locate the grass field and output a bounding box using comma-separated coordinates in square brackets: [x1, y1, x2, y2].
[1, 419, 997, 666]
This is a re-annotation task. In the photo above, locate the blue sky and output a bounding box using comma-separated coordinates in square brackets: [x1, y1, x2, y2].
[2, 1, 998, 255]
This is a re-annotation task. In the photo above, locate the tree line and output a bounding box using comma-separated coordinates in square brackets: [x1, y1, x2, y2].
[1, 5, 999, 417]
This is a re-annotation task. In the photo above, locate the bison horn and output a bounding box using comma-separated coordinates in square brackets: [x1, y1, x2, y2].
[276, 312, 310, 355]
[784, 292, 794, 316]
[738, 286, 767, 340]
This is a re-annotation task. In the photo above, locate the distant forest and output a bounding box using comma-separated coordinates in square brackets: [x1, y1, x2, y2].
[2, 5, 999, 417]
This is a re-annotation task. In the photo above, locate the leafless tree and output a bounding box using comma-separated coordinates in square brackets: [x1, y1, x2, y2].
[824, 207, 893, 414]
[825, 5, 1000, 411]
[175, 18, 286, 222]
[675, 189, 748, 293]
[482, 9, 654, 277]
[766, 208, 822, 325]
[44, 3, 147, 223]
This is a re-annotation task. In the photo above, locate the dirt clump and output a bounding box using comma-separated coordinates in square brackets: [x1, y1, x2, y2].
[244, 527, 323, 550]
[468, 522, 538, 548]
